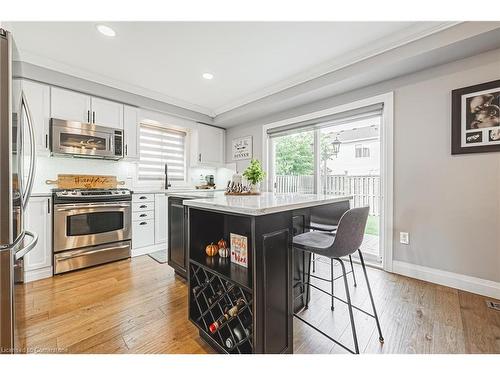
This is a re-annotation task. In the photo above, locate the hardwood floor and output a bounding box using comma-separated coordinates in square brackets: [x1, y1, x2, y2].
[15, 255, 500, 354]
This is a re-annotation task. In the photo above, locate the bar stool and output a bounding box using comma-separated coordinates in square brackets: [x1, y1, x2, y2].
[307, 203, 351, 275]
[293, 206, 383, 354]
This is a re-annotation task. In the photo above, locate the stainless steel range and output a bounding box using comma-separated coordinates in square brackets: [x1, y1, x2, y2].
[52, 188, 132, 274]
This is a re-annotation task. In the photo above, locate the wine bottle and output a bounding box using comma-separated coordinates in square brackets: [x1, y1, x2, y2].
[192, 278, 211, 298]
[225, 337, 235, 350]
[227, 298, 245, 317]
[233, 324, 250, 342]
[209, 313, 229, 333]
[207, 285, 225, 305]
[225, 323, 252, 349]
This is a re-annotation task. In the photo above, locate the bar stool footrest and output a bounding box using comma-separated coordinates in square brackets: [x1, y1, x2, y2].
[293, 313, 356, 354]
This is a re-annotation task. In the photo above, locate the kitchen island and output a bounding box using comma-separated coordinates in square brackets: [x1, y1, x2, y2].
[183, 192, 351, 354]
[166, 190, 225, 278]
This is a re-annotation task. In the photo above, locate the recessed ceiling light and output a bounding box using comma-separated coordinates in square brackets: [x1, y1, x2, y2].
[202, 73, 214, 80]
[96, 24, 116, 37]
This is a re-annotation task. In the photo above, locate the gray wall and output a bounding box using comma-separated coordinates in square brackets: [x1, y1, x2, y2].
[226, 48, 500, 282]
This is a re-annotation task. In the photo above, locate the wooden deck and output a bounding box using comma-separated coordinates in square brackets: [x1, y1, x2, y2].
[15, 255, 500, 354]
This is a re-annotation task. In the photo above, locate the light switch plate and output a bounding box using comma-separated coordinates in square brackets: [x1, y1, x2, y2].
[400, 232, 409, 245]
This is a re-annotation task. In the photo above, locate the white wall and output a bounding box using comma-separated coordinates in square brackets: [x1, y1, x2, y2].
[32, 156, 136, 194]
[226, 48, 500, 283]
[33, 157, 234, 193]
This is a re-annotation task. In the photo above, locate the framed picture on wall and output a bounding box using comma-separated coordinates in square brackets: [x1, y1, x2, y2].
[451, 79, 500, 154]
[232, 136, 253, 160]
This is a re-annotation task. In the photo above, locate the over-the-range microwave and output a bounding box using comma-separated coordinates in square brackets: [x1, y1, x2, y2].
[50, 118, 123, 160]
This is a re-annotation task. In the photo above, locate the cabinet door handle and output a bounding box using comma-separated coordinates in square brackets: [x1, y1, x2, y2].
[125, 144, 128, 156]
[139, 222, 147, 226]
[198, 153, 202, 162]
[87, 110, 90, 123]
[45, 134, 48, 149]
[139, 196, 147, 200]
[47, 198, 51, 214]
[92, 111, 96, 124]
[139, 213, 147, 217]
[139, 205, 147, 209]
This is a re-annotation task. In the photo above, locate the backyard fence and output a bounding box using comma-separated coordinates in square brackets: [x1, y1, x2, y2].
[274, 174, 381, 216]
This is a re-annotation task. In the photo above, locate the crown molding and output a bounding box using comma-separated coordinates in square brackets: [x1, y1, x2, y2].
[212, 22, 459, 115]
[214, 22, 500, 128]
[15, 48, 216, 118]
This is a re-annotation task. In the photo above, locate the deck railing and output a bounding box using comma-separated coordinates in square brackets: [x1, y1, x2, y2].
[274, 174, 380, 216]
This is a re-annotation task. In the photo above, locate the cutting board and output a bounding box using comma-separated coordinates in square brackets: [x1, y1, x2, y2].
[45, 174, 125, 189]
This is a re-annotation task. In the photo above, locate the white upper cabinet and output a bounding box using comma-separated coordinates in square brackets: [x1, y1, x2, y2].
[123, 105, 139, 160]
[91, 97, 124, 129]
[50, 87, 124, 129]
[191, 124, 225, 166]
[51, 87, 91, 123]
[13, 79, 51, 155]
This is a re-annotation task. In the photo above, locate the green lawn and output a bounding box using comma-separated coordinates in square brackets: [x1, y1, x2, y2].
[365, 215, 379, 236]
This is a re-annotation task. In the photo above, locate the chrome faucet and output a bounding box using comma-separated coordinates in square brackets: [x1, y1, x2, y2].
[165, 163, 171, 189]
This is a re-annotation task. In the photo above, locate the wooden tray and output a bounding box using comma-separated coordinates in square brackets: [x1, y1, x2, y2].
[45, 174, 125, 189]
[224, 192, 261, 196]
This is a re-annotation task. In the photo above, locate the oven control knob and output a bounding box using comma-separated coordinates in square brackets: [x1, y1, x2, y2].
[71, 191, 77, 195]
[61, 191, 68, 195]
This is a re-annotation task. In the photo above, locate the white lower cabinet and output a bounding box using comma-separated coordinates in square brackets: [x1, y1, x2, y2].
[24, 196, 52, 282]
[132, 219, 155, 249]
[131, 193, 167, 256]
[154, 194, 167, 244]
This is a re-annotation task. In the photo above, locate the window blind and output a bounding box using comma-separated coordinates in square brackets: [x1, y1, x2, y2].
[267, 103, 384, 138]
[138, 124, 186, 181]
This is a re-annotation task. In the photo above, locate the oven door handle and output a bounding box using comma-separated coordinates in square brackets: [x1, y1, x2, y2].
[55, 203, 131, 211]
[55, 244, 130, 261]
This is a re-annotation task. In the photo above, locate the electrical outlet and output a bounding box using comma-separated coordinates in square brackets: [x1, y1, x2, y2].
[400, 232, 409, 245]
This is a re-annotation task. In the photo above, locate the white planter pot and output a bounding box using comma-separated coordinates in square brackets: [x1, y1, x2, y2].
[250, 183, 260, 194]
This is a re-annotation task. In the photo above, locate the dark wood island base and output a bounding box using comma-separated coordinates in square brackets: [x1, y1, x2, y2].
[184, 194, 350, 354]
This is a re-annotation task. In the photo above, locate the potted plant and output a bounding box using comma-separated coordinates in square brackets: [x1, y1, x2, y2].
[243, 159, 266, 193]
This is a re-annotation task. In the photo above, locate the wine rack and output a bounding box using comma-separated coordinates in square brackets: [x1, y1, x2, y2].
[189, 263, 254, 354]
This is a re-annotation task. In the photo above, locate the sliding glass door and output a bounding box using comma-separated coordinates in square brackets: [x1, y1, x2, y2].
[319, 116, 381, 260]
[272, 130, 315, 194]
[268, 105, 383, 262]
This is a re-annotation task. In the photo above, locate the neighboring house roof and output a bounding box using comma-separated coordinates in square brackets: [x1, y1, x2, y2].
[325, 124, 379, 143]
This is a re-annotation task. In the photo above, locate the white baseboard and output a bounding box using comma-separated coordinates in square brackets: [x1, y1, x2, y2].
[392, 261, 500, 299]
[131, 243, 166, 258]
[24, 266, 53, 283]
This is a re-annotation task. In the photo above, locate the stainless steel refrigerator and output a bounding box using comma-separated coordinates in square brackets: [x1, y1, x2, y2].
[0, 28, 38, 354]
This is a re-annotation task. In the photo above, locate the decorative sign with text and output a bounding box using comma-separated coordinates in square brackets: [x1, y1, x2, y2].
[230, 233, 248, 268]
[232, 136, 253, 160]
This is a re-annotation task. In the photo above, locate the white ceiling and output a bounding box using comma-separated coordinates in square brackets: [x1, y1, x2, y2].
[7, 21, 447, 117]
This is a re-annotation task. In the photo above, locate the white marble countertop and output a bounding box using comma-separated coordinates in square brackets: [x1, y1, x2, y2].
[132, 188, 225, 194]
[166, 191, 226, 199]
[183, 192, 352, 216]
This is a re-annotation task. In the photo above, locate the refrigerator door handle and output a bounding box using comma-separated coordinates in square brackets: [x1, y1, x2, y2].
[14, 230, 38, 261]
[21, 91, 36, 210]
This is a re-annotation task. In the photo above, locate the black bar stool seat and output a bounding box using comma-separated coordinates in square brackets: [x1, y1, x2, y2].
[293, 231, 335, 256]
[293, 206, 384, 354]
